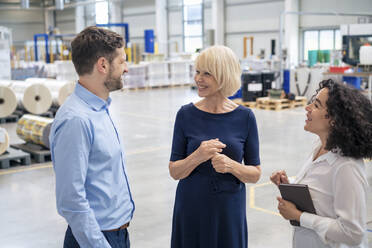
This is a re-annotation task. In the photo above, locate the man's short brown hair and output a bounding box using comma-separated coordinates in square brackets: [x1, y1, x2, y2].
[71, 26, 125, 76]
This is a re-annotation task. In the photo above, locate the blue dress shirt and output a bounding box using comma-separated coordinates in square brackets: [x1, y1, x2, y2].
[49, 83, 135, 248]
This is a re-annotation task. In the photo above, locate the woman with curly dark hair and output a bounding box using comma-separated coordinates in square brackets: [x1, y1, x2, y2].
[270, 79, 372, 248]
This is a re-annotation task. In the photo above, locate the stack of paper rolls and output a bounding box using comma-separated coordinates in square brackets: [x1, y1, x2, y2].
[25, 78, 75, 107]
[0, 128, 9, 155]
[16, 114, 53, 149]
[57, 81, 75, 106]
[55, 61, 79, 81]
[10, 80, 53, 115]
[0, 80, 17, 118]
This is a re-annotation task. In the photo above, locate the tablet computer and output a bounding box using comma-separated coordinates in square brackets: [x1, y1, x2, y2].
[278, 183, 316, 226]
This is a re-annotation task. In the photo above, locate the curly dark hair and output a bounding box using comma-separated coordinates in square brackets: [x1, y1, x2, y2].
[313, 79, 372, 159]
[71, 26, 124, 76]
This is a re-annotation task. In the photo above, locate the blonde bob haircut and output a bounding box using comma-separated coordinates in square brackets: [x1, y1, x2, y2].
[195, 45, 241, 97]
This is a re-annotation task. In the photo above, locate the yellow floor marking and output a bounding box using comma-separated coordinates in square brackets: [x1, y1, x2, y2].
[249, 178, 294, 216]
[249, 181, 281, 216]
[0, 163, 52, 176]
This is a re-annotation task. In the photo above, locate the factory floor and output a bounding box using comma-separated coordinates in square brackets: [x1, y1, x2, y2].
[0, 86, 371, 248]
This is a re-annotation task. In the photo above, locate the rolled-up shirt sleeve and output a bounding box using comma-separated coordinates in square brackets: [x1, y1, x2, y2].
[51, 117, 111, 248]
[300, 162, 366, 246]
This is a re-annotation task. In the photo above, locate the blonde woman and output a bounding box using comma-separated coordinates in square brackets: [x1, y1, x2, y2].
[169, 46, 262, 248]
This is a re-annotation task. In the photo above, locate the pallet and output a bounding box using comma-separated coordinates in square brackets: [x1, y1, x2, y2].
[290, 96, 307, 108]
[232, 98, 256, 108]
[49, 107, 59, 117]
[126, 85, 170, 90]
[148, 85, 172, 89]
[125, 83, 191, 91]
[256, 97, 291, 105]
[256, 97, 291, 111]
[0, 147, 31, 169]
[33, 111, 54, 118]
[0, 114, 19, 124]
[13, 109, 55, 119]
[170, 83, 191, 87]
[257, 103, 291, 111]
[256, 96, 307, 111]
[127, 86, 148, 91]
[11, 143, 51, 163]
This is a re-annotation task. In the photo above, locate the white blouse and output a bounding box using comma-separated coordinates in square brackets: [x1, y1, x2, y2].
[292, 143, 369, 248]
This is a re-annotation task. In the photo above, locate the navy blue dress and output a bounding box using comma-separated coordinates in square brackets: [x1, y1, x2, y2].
[170, 103, 260, 248]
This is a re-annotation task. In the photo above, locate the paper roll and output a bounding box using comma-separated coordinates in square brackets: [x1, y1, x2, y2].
[4, 80, 25, 110]
[16, 114, 53, 148]
[26, 78, 75, 106]
[11, 81, 53, 114]
[0, 80, 13, 87]
[0, 85, 17, 118]
[57, 81, 75, 106]
[0, 128, 9, 155]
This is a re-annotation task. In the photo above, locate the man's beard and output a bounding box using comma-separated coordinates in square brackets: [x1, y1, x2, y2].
[104, 68, 123, 92]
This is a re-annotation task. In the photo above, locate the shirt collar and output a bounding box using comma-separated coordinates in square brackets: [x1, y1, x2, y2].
[75, 82, 111, 111]
[312, 143, 339, 165]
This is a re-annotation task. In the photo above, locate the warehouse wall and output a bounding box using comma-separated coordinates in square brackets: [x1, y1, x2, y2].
[167, 0, 182, 54]
[223, 0, 372, 60]
[167, 0, 212, 55]
[1, 0, 371, 60]
[204, 3, 212, 39]
[122, 0, 156, 47]
[225, 0, 284, 59]
[84, 4, 97, 27]
[0, 9, 44, 48]
[168, 3, 183, 54]
[300, 0, 372, 29]
[55, 8, 76, 35]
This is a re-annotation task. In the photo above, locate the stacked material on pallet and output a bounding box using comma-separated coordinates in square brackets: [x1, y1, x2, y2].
[0, 80, 17, 118]
[10, 80, 52, 114]
[146, 61, 169, 87]
[16, 114, 53, 149]
[0, 127, 9, 155]
[169, 60, 192, 85]
[123, 64, 147, 89]
[55, 61, 79, 81]
[25, 78, 75, 106]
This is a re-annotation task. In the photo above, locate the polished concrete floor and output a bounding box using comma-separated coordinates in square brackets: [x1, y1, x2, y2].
[0, 86, 371, 248]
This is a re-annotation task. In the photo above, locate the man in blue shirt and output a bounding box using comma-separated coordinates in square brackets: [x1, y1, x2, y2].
[49, 26, 135, 248]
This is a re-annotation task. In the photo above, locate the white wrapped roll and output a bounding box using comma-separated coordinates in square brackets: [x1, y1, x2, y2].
[11, 81, 53, 114]
[0, 128, 9, 155]
[26, 78, 75, 106]
[57, 81, 75, 106]
[55, 61, 79, 81]
[16, 114, 53, 148]
[0, 80, 17, 118]
[0, 80, 12, 87]
[360, 45, 372, 65]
